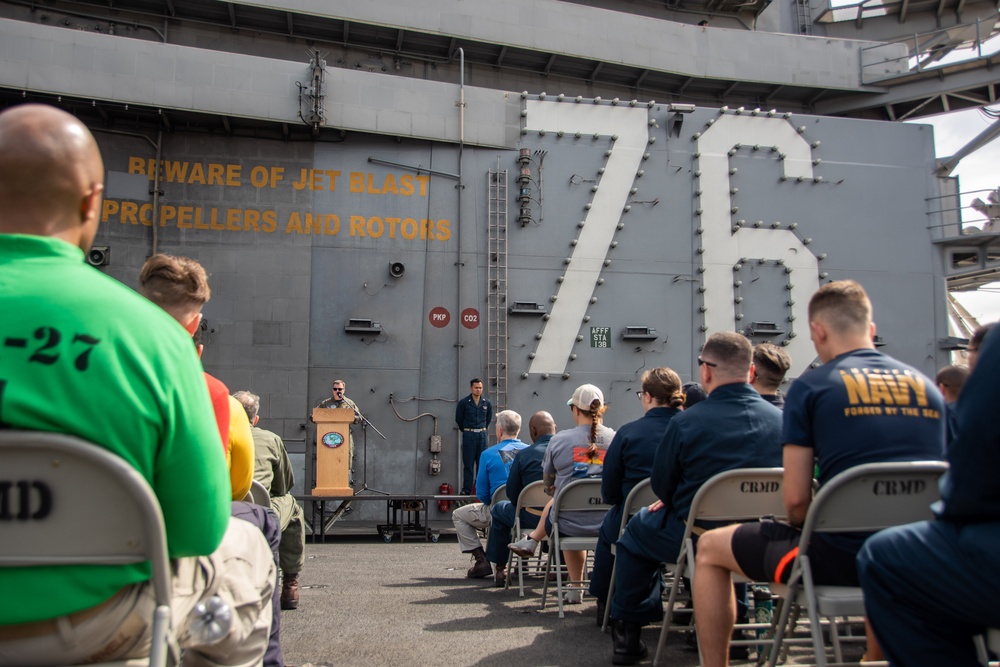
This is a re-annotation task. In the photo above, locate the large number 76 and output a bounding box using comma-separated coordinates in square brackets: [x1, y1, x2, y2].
[524, 101, 819, 378]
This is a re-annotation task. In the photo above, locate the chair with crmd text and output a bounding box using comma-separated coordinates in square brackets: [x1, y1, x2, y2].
[505, 480, 551, 596]
[0, 430, 178, 667]
[601, 477, 659, 632]
[652, 467, 786, 666]
[541, 478, 613, 618]
[245, 479, 272, 507]
[764, 461, 948, 667]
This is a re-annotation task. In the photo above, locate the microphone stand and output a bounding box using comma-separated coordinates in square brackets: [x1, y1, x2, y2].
[355, 407, 389, 496]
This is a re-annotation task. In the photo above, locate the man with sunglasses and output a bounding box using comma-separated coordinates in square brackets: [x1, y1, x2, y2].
[317, 379, 362, 484]
[609, 332, 783, 665]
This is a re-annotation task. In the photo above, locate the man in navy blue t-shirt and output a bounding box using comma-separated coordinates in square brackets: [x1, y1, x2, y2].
[692, 280, 945, 667]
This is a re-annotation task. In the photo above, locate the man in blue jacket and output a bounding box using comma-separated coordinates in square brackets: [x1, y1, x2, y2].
[452, 410, 526, 579]
[858, 328, 1000, 666]
[487, 411, 557, 587]
[609, 332, 784, 665]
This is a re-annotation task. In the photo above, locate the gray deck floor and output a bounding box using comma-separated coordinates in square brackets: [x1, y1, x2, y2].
[280, 527, 868, 667]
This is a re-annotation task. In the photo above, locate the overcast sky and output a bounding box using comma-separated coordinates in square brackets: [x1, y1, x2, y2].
[912, 108, 1000, 325]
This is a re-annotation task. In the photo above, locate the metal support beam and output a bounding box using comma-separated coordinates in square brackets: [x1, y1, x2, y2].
[635, 69, 650, 88]
[937, 112, 1000, 175]
[496, 45, 508, 67]
[589, 62, 604, 82]
[396, 29, 405, 52]
[228, 3, 236, 27]
[897, 93, 940, 120]
[543, 53, 558, 76]
[286, 12, 294, 35]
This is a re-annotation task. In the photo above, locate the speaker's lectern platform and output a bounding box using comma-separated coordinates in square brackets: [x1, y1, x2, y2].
[311, 407, 354, 496]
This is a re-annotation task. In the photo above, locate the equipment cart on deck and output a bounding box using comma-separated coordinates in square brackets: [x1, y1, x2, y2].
[295, 494, 477, 543]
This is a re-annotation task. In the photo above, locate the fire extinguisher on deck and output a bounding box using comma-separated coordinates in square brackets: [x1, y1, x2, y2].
[438, 483, 454, 513]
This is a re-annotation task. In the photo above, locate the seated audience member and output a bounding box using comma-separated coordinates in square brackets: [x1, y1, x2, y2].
[235, 391, 307, 612]
[509, 384, 616, 604]
[750, 342, 792, 407]
[936, 363, 969, 450]
[452, 410, 528, 579]
[138, 253, 254, 501]
[859, 326, 1000, 667]
[139, 255, 284, 667]
[589, 368, 685, 622]
[681, 381, 707, 408]
[692, 280, 945, 667]
[966, 322, 996, 370]
[487, 411, 557, 587]
[608, 333, 783, 665]
[0, 103, 274, 666]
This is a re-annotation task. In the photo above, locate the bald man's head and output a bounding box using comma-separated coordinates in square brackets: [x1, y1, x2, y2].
[528, 411, 556, 443]
[0, 104, 104, 250]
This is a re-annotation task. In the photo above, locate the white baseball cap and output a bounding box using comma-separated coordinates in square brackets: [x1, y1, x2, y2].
[567, 384, 604, 410]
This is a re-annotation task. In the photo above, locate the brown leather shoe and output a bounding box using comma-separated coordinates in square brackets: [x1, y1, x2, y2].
[281, 571, 300, 610]
[466, 548, 493, 579]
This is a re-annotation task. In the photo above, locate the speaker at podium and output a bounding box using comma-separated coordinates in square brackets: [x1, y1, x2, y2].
[311, 408, 355, 496]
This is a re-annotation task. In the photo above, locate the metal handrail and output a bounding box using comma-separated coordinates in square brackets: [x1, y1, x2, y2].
[860, 15, 1000, 84]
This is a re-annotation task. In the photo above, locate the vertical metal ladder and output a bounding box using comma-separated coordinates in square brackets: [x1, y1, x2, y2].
[487, 161, 509, 412]
[796, 0, 813, 35]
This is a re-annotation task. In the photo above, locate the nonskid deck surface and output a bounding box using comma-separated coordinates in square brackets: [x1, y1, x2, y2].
[280, 533, 867, 667]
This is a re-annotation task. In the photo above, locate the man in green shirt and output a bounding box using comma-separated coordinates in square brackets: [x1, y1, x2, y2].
[0, 104, 274, 666]
[235, 391, 307, 611]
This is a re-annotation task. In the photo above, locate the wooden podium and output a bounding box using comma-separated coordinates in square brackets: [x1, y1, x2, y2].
[311, 407, 355, 496]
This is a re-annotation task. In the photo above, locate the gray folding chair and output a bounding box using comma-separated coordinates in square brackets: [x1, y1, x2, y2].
[976, 628, 1000, 666]
[505, 480, 551, 596]
[601, 477, 659, 631]
[245, 479, 272, 507]
[765, 460, 948, 667]
[653, 467, 787, 666]
[481, 483, 508, 541]
[541, 478, 612, 618]
[490, 483, 508, 506]
[0, 430, 178, 667]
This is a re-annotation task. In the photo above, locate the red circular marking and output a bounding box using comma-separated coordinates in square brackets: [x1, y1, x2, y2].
[429, 307, 451, 328]
[461, 308, 480, 329]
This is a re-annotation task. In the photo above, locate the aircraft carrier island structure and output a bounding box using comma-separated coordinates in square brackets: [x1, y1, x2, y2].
[1, 0, 994, 519]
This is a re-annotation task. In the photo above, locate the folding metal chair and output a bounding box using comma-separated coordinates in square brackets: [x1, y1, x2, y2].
[245, 479, 272, 507]
[765, 460, 948, 667]
[490, 483, 508, 506]
[481, 483, 508, 542]
[541, 478, 612, 618]
[0, 430, 178, 667]
[601, 477, 659, 631]
[505, 480, 551, 596]
[653, 467, 786, 666]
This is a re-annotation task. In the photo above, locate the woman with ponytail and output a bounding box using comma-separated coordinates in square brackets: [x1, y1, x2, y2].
[508, 384, 616, 604]
[588, 368, 685, 620]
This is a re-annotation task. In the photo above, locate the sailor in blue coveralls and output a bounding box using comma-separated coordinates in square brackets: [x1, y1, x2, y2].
[456, 378, 494, 494]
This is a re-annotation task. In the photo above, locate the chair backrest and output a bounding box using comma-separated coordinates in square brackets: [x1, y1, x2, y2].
[618, 477, 659, 534]
[799, 460, 948, 544]
[688, 467, 787, 525]
[551, 478, 612, 521]
[0, 430, 172, 605]
[490, 483, 508, 506]
[246, 479, 272, 507]
[514, 479, 550, 516]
